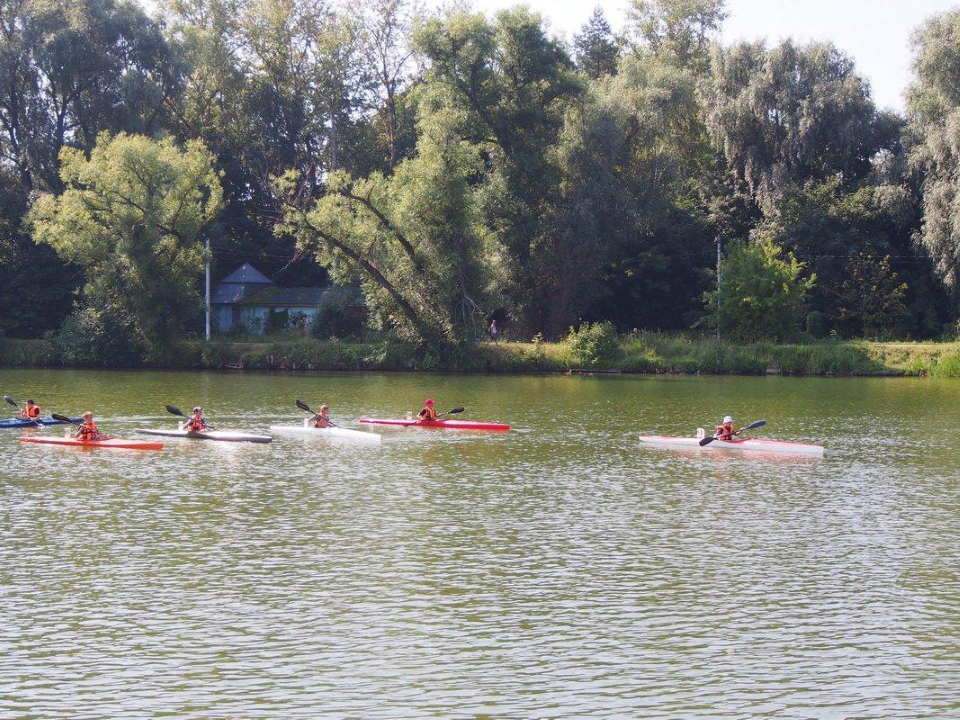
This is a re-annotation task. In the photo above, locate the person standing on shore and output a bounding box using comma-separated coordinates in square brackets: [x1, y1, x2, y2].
[489, 319, 499, 343]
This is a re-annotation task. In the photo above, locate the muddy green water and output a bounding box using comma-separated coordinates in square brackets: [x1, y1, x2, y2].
[0, 369, 958, 718]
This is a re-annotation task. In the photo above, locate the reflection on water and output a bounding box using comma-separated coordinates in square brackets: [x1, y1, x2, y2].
[0, 369, 958, 718]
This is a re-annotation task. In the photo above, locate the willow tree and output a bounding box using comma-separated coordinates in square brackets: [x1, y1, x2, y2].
[908, 9, 960, 306]
[703, 40, 885, 205]
[30, 133, 223, 354]
[279, 108, 486, 349]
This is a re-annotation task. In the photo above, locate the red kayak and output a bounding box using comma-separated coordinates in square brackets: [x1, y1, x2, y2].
[359, 418, 511, 431]
[20, 436, 164, 451]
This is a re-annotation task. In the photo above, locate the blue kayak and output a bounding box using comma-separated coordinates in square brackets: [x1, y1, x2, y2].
[0, 416, 80, 429]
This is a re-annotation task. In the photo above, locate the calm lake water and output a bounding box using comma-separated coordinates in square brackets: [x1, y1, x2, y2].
[0, 368, 958, 719]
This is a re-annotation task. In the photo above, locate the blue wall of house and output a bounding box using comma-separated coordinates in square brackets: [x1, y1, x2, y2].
[213, 305, 319, 334]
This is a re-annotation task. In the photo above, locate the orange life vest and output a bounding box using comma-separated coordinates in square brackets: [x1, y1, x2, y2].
[22, 404, 41, 419]
[78, 421, 99, 441]
[418, 407, 437, 422]
[185, 415, 207, 432]
[715, 421, 735, 440]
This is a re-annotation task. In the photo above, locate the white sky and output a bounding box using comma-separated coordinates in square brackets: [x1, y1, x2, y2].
[457, 0, 959, 112]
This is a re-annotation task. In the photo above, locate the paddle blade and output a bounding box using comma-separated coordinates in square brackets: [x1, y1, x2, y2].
[296, 399, 312, 413]
[446, 407, 465, 415]
[743, 419, 766, 431]
[51, 413, 80, 424]
[4, 395, 19, 407]
[698, 436, 716, 446]
[165, 404, 185, 417]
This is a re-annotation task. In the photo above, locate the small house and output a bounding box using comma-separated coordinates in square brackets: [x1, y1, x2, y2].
[211, 263, 327, 334]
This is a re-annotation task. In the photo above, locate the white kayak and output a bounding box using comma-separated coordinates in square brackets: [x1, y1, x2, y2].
[269, 423, 382, 444]
[638, 435, 824, 456]
[136, 428, 272, 444]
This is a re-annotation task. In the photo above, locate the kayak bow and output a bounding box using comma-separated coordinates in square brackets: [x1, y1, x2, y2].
[19, 436, 163, 451]
[1, 416, 81, 429]
[638, 435, 824, 456]
[359, 417, 510, 431]
[136, 428, 272, 444]
[270, 424, 382, 443]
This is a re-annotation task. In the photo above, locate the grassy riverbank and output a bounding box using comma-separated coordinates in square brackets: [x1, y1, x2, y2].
[2, 335, 959, 377]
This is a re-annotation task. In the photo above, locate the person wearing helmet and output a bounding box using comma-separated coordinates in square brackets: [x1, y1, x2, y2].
[417, 398, 438, 423]
[185, 406, 209, 433]
[75, 411, 102, 441]
[311, 404, 331, 428]
[714, 415, 736, 441]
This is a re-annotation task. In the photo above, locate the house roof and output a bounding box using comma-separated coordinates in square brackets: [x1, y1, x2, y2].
[219, 263, 273, 285]
[211, 284, 250, 304]
[211, 263, 327, 306]
[245, 287, 328, 306]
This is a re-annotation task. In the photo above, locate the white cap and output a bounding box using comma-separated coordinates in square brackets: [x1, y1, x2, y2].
[723, 416, 733, 423]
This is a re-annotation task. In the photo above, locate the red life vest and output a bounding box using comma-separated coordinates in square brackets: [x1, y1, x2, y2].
[78, 421, 99, 440]
[22, 404, 41, 419]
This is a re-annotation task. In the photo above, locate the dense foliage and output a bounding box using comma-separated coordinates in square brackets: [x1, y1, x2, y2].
[30, 133, 222, 356]
[1, 0, 959, 359]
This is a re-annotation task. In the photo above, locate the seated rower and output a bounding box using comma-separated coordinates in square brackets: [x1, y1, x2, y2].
[21, 399, 41, 420]
[311, 404, 331, 428]
[75, 411, 101, 441]
[714, 415, 736, 441]
[185, 406, 208, 432]
[417, 398, 437, 423]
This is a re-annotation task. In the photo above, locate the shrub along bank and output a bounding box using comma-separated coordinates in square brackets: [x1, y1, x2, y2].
[2, 335, 959, 378]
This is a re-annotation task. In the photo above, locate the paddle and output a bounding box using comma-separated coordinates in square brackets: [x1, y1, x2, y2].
[166, 404, 217, 430]
[699, 419, 766, 446]
[5, 395, 42, 427]
[51, 413, 112, 440]
[295, 399, 340, 428]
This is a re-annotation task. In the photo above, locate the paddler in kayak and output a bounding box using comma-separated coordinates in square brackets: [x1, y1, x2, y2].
[75, 411, 102, 441]
[714, 415, 736, 441]
[310, 404, 331, 428]
[417, 398, 438, 423]
[20, 399, 41, 420]
[185, 406, 209, 433]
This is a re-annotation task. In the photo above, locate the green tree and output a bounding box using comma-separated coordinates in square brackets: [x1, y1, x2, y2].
[704, 40, 891, 204]
[279, 106, 486, 348]
[574, 7, 619, 80]
[908, 9, 960, 308]
[357, 0, 418, 169]
[626, 0, 726, 71]
[0, 0, 177, 192]
[758, 178, 950, 336]
[555, 54, 714, 331]
[836, 253, 909, 338]
[414, 8, 581, 336]
[705, 236, 815, 342]
[29, 133, 223, 355]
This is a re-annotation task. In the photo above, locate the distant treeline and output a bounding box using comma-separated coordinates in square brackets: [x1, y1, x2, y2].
[1, 0, 960, 357]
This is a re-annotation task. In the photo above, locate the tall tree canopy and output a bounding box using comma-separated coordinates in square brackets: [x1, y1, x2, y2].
[30, 133, 223, 354]
[909, 9, 960, 306]
[703, 40, 889, 205]
[574, 7, 619, 80]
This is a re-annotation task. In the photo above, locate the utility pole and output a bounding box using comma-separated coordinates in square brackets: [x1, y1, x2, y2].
[716, 236, 722, 342]
[205, 235, 211, 341]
